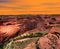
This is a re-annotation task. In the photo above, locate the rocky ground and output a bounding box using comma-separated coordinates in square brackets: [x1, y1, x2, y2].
[0, 15, 60, 49]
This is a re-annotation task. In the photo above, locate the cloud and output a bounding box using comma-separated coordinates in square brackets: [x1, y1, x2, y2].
[41, 3, 57, 6]
[0, 5, 30, 9]
[0, 0, 15, 3]
[0, 0, 9, 2]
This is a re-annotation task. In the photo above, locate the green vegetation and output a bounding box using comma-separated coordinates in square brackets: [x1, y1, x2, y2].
[0, 31, 48, 49]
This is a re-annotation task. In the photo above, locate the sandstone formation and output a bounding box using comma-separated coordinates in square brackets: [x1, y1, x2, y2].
[0, 15, 60, 49]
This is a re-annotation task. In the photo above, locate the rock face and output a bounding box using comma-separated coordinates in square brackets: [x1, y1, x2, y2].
[38, 27, 60, 49]
[0, 25, 20, 45]
[0, 15, 60, 48]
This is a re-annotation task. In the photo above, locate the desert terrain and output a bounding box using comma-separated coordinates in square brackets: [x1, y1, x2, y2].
[0, 15, 60, 49]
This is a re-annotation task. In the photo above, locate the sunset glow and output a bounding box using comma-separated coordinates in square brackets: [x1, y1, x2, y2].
[0, 0, 60, 15]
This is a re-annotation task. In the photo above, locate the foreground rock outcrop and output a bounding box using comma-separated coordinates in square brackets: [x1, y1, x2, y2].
[38, 28, 60, 49]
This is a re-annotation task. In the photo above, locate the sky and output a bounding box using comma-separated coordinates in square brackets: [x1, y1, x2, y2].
[0, 0, 60, 15]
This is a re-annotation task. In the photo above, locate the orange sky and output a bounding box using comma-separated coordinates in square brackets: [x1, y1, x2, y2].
[0, 0, 60, 15]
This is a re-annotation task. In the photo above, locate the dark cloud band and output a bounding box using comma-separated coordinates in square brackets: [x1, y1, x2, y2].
[0, 0, 8, 2]
[0, 0, 13, 3]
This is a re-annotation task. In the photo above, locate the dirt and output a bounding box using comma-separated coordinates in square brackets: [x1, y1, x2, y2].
[0, 15, 60, 48]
